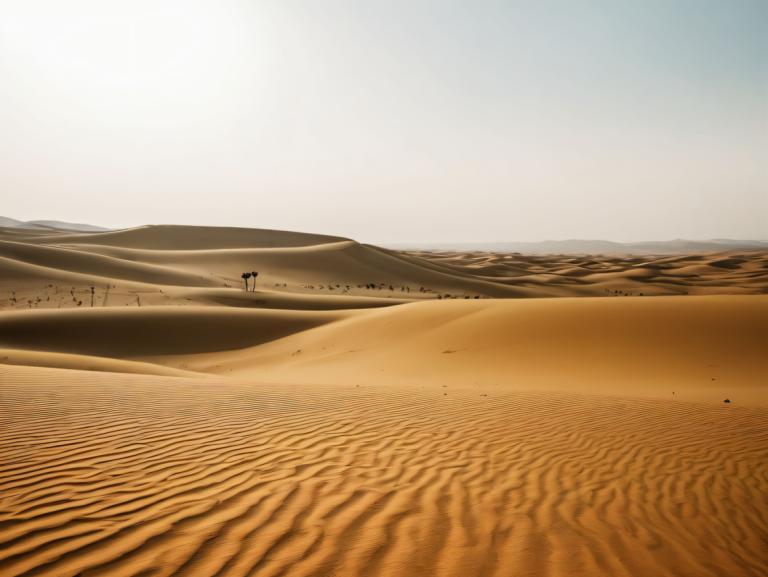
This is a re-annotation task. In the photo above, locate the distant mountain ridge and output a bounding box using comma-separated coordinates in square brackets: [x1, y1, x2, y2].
[387, 238, 768, 254]
[0, 216, 108, 232]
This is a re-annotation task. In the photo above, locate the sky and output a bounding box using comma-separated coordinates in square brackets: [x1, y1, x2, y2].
[1, 0, 766, 243]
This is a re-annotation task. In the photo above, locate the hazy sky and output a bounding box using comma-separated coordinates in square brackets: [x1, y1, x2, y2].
[1, 0, 766, 242]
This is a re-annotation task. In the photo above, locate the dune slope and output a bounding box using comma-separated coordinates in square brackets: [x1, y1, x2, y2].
[0, 306, 348, 357]
[179, 295, 768, 406]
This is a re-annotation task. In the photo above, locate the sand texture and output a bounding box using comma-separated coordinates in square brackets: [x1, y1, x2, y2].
[1, 224, 766, 576]
[1, 368, 766, 577]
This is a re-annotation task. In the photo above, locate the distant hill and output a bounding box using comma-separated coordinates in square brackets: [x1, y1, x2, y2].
[0, 216, 108, 232]
[387, 239, 768, 254]
[0, 216, 38, 229]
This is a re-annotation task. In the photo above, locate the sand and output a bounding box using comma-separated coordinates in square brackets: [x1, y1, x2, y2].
[4, 226, 765, 311]
[405, 248, 768, 297]
[1, 224, 766, 576]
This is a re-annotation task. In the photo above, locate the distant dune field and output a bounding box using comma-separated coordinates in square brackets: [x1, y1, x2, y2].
[405, 248, 768, 297]
[1, 224, 766, 577]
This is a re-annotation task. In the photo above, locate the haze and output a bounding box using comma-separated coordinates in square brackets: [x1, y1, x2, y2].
[1, 0, 766, 243]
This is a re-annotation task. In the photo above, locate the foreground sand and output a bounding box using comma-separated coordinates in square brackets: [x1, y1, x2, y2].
[1, 365, 766, 577]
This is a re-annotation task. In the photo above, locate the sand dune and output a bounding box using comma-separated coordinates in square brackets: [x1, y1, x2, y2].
[407, 249, 768, 296]
[1, 224, 766, 576]
[391, 238, 768, 254]
[5, 224, 350, 249]
[1, 226, 530, 313]
[2, 293, 765, 406]
[0, 240, 220, 287]
[3, 227, 765, 316]
[149, 295, 768, 406]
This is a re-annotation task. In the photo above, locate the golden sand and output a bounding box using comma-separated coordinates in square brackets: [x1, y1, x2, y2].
[0, 225, 766, 576]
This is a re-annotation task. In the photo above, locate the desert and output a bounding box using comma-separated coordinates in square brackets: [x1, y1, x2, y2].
[0, 224, 766, 577]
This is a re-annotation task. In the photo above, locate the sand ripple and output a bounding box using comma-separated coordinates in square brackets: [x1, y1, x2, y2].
[1, 366, 766, 577]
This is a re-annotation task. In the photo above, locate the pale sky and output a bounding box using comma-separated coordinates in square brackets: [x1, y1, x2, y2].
[1, 0, 766, 242]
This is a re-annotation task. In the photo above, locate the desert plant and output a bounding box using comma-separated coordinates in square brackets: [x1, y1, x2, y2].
[241, 272, 251, 291]
[251, 271, 259, 291]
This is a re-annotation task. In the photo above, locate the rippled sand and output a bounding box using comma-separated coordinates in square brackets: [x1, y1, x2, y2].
[2, 366, 766, 577]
